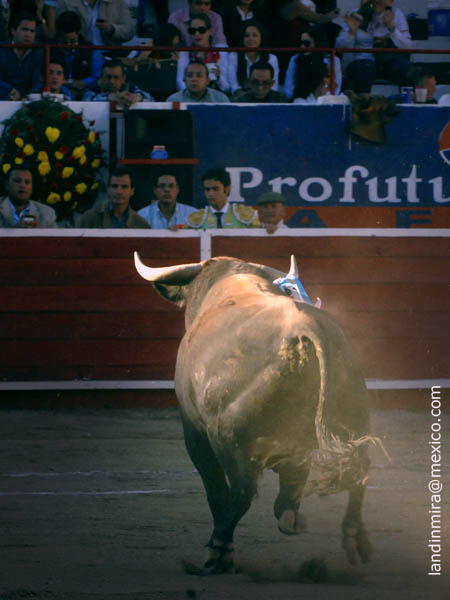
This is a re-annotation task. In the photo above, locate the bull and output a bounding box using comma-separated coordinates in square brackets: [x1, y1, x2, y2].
[134, 253, 375, 574]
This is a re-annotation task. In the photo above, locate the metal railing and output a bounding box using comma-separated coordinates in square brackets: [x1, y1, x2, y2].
[2, 41, 450, 96]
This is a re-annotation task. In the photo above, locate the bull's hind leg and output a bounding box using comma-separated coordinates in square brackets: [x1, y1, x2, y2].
[274, 458, 311, 535]
[342, 447, 372, 564]
[181, 416, 240, 574]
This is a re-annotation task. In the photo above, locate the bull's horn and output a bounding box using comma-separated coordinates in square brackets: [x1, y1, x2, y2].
[287, 254, 299, 279]
[134, 252, 202, 284]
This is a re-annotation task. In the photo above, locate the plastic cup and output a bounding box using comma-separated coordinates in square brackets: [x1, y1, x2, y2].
[415, 87, 428, 103]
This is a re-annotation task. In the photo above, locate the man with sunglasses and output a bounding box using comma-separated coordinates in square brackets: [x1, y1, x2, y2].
[168, 0, 226, 46]
[232, 61, 288, 103]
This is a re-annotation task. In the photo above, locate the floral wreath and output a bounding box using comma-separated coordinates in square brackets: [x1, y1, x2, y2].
[0, 98, 105, 221]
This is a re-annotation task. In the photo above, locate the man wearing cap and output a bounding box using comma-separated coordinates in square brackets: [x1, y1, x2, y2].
[187, 167, 260, 229]
[257, 191, 288, 234]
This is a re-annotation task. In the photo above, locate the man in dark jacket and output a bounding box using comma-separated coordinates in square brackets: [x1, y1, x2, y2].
[0, 11, 43, 100]
[232, 61, 288, 103]
[79, 167, 151, 228]
[55, 10, 104, 99]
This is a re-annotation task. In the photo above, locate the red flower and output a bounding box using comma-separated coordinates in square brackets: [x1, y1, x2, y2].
[18, 151, 25, 158]
[60, 111, 69, 120]
[27, 125, 33, 132]
[55, 162, 62, 169]
[11, 128, 19, 136]
[59, 145, 70, 155]
[76, 115, 82, 122]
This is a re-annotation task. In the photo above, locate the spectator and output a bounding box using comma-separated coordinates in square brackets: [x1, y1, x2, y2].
[124, 23, 181, 101]
[0, 166, 57, 227]
[176, 12, 228, 92]
[268, 0, 339, 76]
[292, 59, 330, 103]
[187, 166, 260, 228]
[232, 61, 288, 103]
[83, 59, 153, 105]
[138, 171, 196, 229]
[0, 11, 43, 100]
[284, 25, 341, 100]
[257, 191, 288, 234]
[336, 0, 411, 93]
[137, 0, 169, 38]
[8, 0, 56, 41]
[220, 0, 270, 48]
[78, 166, 150, 228]
[407, 67, 437, 105]
[227, 20, 279, 98]
[55, 10, 104, 98]
[42, 54, 74, 98]
[168, 0, 226, 46]
[55, 0, 135, 46]
[167, 60, 229, 102]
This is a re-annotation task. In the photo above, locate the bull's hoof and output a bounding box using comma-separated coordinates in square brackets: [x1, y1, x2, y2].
[201, 558, 235, 576]
[278, 509, 306, 535]
[342, 526, 372, 565]
[202, 540, 234, 575]
[298, 558, 328, 583]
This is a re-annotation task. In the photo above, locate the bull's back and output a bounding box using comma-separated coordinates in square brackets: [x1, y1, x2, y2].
[175, 274, 368, 442]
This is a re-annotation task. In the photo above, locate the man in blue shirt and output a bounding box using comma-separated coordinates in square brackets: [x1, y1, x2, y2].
[0, 12, 43, 100]
[83, 59, 153, 106]
[138, 171, 196, 230]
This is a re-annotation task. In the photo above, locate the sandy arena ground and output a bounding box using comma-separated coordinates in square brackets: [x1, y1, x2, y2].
[0, 406, 448, 600]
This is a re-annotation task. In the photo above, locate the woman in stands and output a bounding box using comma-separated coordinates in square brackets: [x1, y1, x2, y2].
[284, 25, 341, 100]
[220, 0, 270, 48]
[176, 12, 229, 92]
[336, 0, 411, 93]
[227, 20, 279, 98]
[292, 59, 331, 103]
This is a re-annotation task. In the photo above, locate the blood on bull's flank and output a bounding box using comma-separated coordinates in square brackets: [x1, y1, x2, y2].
[134, 253, 383, 576]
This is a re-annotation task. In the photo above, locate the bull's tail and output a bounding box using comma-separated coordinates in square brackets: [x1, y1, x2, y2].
[303, 333, 385, 497]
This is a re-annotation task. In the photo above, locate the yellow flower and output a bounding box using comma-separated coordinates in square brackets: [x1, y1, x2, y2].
[38, 161, 51, 176]
[15, 157, 23, 164]
[23, 144, 34, 156]
[14, 137, 24, 148]
[54, 151, 63, 160]
[63, 191, 72, 202]
[62, 167, 74, 178]
[2, 163, 11, 174]
[91, 182, 99, 190]
[37, 151, 48, 162]
[47, 192, 61, 204]
[79, 155, 87, 165]
[72, 145, 86, 158]
[75, 182, 87, 194]
[45, 126, 60, 143]
[91, 159, 101, 169]
[88, 130, 96, 144]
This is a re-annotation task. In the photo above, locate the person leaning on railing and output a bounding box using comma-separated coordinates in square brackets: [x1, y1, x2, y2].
[54, 10, 104, 99]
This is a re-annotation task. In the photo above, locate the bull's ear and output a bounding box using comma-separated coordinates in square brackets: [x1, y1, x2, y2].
[154, 282, 186, 307]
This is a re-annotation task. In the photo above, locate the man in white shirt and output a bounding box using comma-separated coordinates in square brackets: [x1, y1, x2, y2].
[138, 171, 196, 229]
